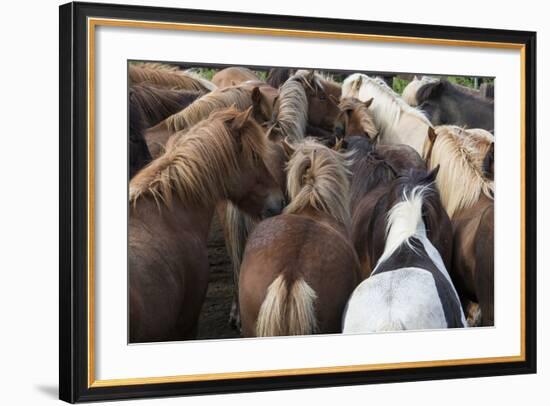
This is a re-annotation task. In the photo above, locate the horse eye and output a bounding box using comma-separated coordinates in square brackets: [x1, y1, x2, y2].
[318, 94, 326, 101]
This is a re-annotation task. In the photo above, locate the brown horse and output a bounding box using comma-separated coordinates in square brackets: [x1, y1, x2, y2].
[128, 107, 286, 343]
[422, 125, 495, 326]
[239, 140, 362, 337]
[267, 70, 341, 143]
[129, 84, 206, 178]
[129, 64, 216, 92]
[346, 136, 451, 278]
[144, 84, 277, 159]
[266, 67, 294, 88]
[212, 67, 260, 88]
[333, 97, 377, 140]
[130, 84, 205, 128]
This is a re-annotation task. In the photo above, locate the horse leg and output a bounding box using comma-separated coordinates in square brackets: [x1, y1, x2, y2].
[229, 292, 241, 331]
[474, 206, 494, 326]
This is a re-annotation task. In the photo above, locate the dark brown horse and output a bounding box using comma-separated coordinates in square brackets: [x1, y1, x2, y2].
[239, 140, 361, 337]
[415, 79, 494, 131]
[128, 107, 286, 343]
[129, 84, 205, 178]
[347, 137, 451, 278]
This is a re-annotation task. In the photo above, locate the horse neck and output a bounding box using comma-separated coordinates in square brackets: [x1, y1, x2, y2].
[390, 113, 429, 154]
[131, 195, 215, 244]
[368, 96, 428, 154]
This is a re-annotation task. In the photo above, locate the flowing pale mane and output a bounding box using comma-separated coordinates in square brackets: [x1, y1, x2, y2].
[165, 87, 253, 132]
[426, 125, 494, 218]
[285, 139, 353, 227]
[338, 98, 379, 138]
[342, 74, 432, 136]
[268, 76, 309, 142]
[128, 65, 216, 92]
[129, 107, 268, 209]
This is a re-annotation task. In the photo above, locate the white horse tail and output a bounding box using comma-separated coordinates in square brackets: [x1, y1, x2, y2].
[256, 275, 318, 337]
[377, 319, 406, 331]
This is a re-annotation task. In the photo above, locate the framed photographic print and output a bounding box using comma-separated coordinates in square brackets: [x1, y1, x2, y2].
[59, 1, 537, 403]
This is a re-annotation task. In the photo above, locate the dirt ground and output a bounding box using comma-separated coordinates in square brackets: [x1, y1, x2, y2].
[196, 215, 241, 340]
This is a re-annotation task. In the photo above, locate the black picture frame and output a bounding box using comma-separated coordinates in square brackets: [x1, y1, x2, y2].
[59, 1, 537, 403]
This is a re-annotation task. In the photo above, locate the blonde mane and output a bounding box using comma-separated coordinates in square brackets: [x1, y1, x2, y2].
[285, 139, 352, 227]
[129, 107, 268, 209]
[343, 74, 431, 133]
[401, 76, 438, 106]
[425, 125, 494, 218]
[129, 65, 216, 92]
[338, 97, 379, 139]
[165, 87, 253, 132]
[268, 77, 309, 142]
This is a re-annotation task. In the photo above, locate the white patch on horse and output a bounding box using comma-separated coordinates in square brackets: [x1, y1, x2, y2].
[342, 184, 467, 333]
[343, 268, 447, 333]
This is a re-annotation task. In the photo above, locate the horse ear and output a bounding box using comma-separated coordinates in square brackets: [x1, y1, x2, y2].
[483, 142, 495, 179]
[333, 137, 345, 152]
[413, 75, 419, 81]
[231, 106, 254, 132]
[266, 124, 280, 142]
[353, 75, 363, 91]
[364, 98, 374, 108]
[427, 127, 437, 144]
[329, 94, 340, 106]
[251, 86, 262, 105]
[282, 137, 295, 158]
[425, 164, 440, 183]
[417, 80, 443, 102]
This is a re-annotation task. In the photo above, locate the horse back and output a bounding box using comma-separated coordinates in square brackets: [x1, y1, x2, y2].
[240, 214, 361, 335]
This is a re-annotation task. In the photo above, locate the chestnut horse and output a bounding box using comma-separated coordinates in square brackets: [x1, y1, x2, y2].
[145, 84, 277, 159]
[212, 67, 260, 88]
[333, 97, 377, 141]
[128, 107, 285, 342]
[422, 126, 495, 326]
[239, 140, 362, 337]
[343, 169, 466, 332]
[129, 63, 216, 92]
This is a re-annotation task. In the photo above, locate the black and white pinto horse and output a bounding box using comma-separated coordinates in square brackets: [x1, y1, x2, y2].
[342, 178, 466, 332]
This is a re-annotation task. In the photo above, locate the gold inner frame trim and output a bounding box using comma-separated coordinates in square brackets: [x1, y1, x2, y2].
[87, 17, 527, 388]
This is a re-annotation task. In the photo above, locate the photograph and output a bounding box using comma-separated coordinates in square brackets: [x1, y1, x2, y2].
[128, 62, 495, 343]
[58, 2, 536, 401]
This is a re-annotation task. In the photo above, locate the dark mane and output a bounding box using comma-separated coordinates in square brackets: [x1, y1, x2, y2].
[129, 98, 152, 179]
[266, 68, 293, 88]
[129, 84, 205, 128]
[416, 79, 494, 106]
[347, 137, 394, 210]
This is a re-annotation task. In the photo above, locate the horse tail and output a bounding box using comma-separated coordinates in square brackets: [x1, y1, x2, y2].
[256, 275, 318, 337]
[378, 319, 406, 331]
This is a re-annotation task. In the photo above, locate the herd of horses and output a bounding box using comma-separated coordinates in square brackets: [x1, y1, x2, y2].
[128, 63, 495, 343]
